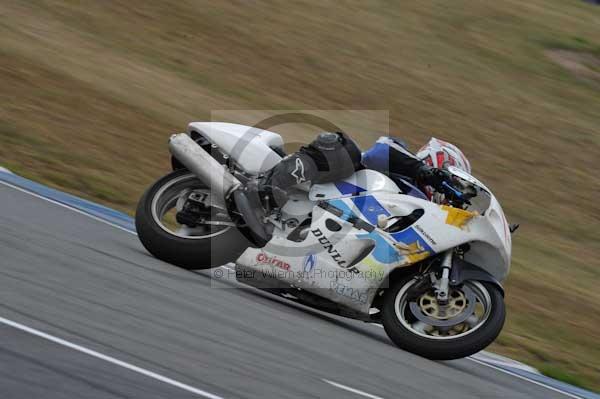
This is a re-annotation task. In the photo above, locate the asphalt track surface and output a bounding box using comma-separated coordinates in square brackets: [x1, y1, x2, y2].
[0, 181, 584, 399]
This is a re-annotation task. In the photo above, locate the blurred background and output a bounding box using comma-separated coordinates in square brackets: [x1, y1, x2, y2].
[0, 0, 598, 391]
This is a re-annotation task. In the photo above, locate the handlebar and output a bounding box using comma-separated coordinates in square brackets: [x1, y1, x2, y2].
[441, 181, 463, 199]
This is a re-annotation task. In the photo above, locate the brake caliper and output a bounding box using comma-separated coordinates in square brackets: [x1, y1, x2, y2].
[176, 192, 208, 227]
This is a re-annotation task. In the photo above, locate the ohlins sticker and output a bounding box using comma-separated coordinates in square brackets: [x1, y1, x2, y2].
[311, 228, 359, 273]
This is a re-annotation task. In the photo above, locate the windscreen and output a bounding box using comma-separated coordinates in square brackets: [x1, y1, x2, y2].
[448, 166, 492, 214]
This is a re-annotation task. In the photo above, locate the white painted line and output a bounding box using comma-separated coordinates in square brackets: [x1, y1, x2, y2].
[0, 316, 224, 399]
[468, 357, 583, 399]
[366, 323, 581, 399]
[0, 166, 14, 174]
[323, 379, 385, 399]
[0, 180, 136, 236]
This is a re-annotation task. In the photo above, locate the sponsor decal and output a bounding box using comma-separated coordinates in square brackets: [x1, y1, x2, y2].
[414, 224, 437, 245]
[330, 281, 368, 304]
[390, 227, 435, 266]
[256, 253, 290, 271]
[311, 228, 360, 273]
[393, 241, 430, 264]
[291, 157, 306, 184]
[440, 205, 477, 229]
[303, 253, 317, 272]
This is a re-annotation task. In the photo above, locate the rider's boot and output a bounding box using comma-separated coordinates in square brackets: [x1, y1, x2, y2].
[254, 131, 362, 208]
[233, 132, 362, 247]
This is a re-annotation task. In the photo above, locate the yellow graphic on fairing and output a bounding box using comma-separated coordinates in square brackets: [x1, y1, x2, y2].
[364, 258, 385, 275]
[394, 241, 431, 264]
[441, 205, 478, 228]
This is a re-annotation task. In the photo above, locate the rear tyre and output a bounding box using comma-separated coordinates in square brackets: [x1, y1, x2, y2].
[382, 277, 505, 360]
[135, 169, 250, 269]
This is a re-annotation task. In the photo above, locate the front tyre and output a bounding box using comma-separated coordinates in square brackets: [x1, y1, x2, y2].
[382, 278, 505, 360]
[135, 169, 250, 269]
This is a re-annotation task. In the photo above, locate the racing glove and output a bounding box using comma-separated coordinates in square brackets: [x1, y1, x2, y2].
[417, 165, 452, 191]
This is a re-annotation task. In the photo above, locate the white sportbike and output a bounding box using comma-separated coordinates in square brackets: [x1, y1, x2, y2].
[136, 122, 514, 359]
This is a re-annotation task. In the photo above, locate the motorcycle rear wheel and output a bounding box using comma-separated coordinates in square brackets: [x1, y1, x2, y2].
[382, 277, 505, 360]
[135, 169, 250, 269]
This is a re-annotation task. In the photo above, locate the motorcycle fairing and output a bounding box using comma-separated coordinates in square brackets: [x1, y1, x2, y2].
[237, 189, 448, 314]
[236, 166, 511, 316]
[241, 178, 508, 314]
[327, 197, 434, 266]
[187, 122, 284, 174]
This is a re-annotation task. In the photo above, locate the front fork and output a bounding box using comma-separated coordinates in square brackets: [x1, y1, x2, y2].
[435, 250, 453, 305]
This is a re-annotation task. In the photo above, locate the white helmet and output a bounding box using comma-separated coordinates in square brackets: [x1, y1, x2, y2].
[416, 137, 471, 174]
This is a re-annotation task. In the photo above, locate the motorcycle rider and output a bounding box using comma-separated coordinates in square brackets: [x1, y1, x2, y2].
[362, 136, 471, 199]
[258, 132, 466, 205]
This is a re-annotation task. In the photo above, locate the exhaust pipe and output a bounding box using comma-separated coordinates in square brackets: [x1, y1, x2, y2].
[169, 133, 241, 208]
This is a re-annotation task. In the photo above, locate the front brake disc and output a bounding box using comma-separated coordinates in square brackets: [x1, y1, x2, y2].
[408, 285, 476, 327]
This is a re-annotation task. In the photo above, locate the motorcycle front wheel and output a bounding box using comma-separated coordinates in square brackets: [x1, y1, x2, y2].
[382, 277, 505, 360]
[135, 169, 251, 269]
